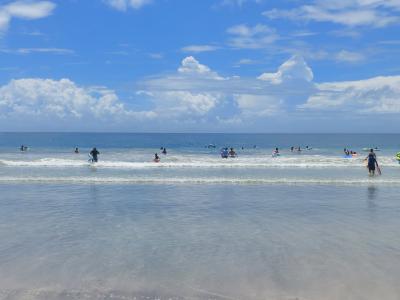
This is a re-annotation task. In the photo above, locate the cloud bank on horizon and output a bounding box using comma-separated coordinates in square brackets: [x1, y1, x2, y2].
[0, 0, 400, 131]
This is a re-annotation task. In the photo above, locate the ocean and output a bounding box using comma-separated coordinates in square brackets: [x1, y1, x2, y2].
[0, 133, 399, 300]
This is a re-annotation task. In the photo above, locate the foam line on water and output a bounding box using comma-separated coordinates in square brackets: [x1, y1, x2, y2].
[0, 156, 399, 169]
[0, 176, 399, 185]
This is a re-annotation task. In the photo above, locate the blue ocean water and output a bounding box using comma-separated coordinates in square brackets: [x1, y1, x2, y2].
[0, 133, 400, 299]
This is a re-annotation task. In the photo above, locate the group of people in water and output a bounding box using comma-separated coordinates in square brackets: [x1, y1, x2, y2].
[220, 147, 237, 158]
[153, 147, 168, 162]
[290, 146, 312, 152]
[17, 143, 390, 176]
[344, 148, 358, 156]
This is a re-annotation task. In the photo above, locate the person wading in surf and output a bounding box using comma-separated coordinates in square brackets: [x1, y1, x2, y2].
[365, 148, 379, 176]
[90, 147, 100, 163]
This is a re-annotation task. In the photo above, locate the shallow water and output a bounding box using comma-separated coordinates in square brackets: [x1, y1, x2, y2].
[0, 134, 399, 299]
[1, 184, 400, 300]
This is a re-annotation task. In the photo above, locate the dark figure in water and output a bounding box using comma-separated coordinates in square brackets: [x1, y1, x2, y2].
[74, 147, 79, 154]
[366, 149, 378, 176]
[154, 153, 160, 162]
[90, 147, 100, 163]
[229, 148, 236, 157]
[162, 148, 167, 155]
[221, 148, 229, 158]
[291, 146, 294, 152]
[20, 145, 25, 151]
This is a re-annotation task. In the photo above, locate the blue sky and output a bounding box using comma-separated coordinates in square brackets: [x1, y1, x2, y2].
[1, 0, 400, 132]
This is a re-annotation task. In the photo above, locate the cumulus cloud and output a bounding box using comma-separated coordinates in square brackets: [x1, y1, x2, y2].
[263, 0, 400, 27]
[104, 0, 151, 11]
[0, 78, 155, 122]
[258, 55, 313, 84]
[0, 0, 55, 32]
[138, 55, 315, 121]
[227, 24, 278, 49]
[3, 57, 400, 131]
[301, 76, 400, 113]
[177, 56, 223, 79]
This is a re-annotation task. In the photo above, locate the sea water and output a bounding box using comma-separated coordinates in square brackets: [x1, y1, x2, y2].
[0, 133, 399, 300]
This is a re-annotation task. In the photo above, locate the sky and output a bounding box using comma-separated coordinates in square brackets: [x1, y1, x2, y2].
[1, 0, 400, 132]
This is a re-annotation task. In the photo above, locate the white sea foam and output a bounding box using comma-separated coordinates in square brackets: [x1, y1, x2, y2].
[0, 176, 399, 185]
[0, 155, 399, 169]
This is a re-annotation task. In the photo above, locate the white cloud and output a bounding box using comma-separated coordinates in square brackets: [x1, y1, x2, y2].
[148, 52, 163, 59]
[218, 0, 263, 7]
[0, 78, 155, 121]
[236, 58, 257, 65]
[181, 45, 220, 53]
[227, 24, 278, 49]
[3, 57, 400, 130]
[234, 94, 283, 116]
[177, 56, 223, 80]
[104, 0, 151, 11]
[138, 55, 315, 121]
[263, 1, 400, 27]
[301, 76, 400, 113]
[1, 47, 73, 57]
[137, 57, 226, 118]
[335, 50, 365, 62]
[0, 1, 55, 32]
[258, 55, 313, 84]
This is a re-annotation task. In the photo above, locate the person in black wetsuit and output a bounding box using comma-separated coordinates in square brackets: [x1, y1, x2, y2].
[90, 147, 100, 162]
[162, 148, 167, 155]
[154, 153, 160, 162]
[74, 147, 79, 154]
[366, 149, 378, 176]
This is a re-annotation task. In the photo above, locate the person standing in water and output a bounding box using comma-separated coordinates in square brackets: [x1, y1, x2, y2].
[74, 147, 79, 154]
[90, 147, 100, 163]
[365, 149, 379, 176]
[154, 153, 160, 162]
[162, 148, 167, 155]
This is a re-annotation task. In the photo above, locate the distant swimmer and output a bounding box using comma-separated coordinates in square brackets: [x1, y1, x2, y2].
[89, 147, 100, 163]
[291, 146, 294, 152]
[221, 148, 229, 158]
[272, 147, 280, 157]
[207, 144, 216, 149]
[365, 149, 380, 176]
[162, 148, 167, 155]
[20, 145, 28, 151]
[229, 148, 237, 158]
[154, 153, 160, 163]
[306, 146, 312, 150]
[297, 146, 302, 152]
[74, 147, 79, 154]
